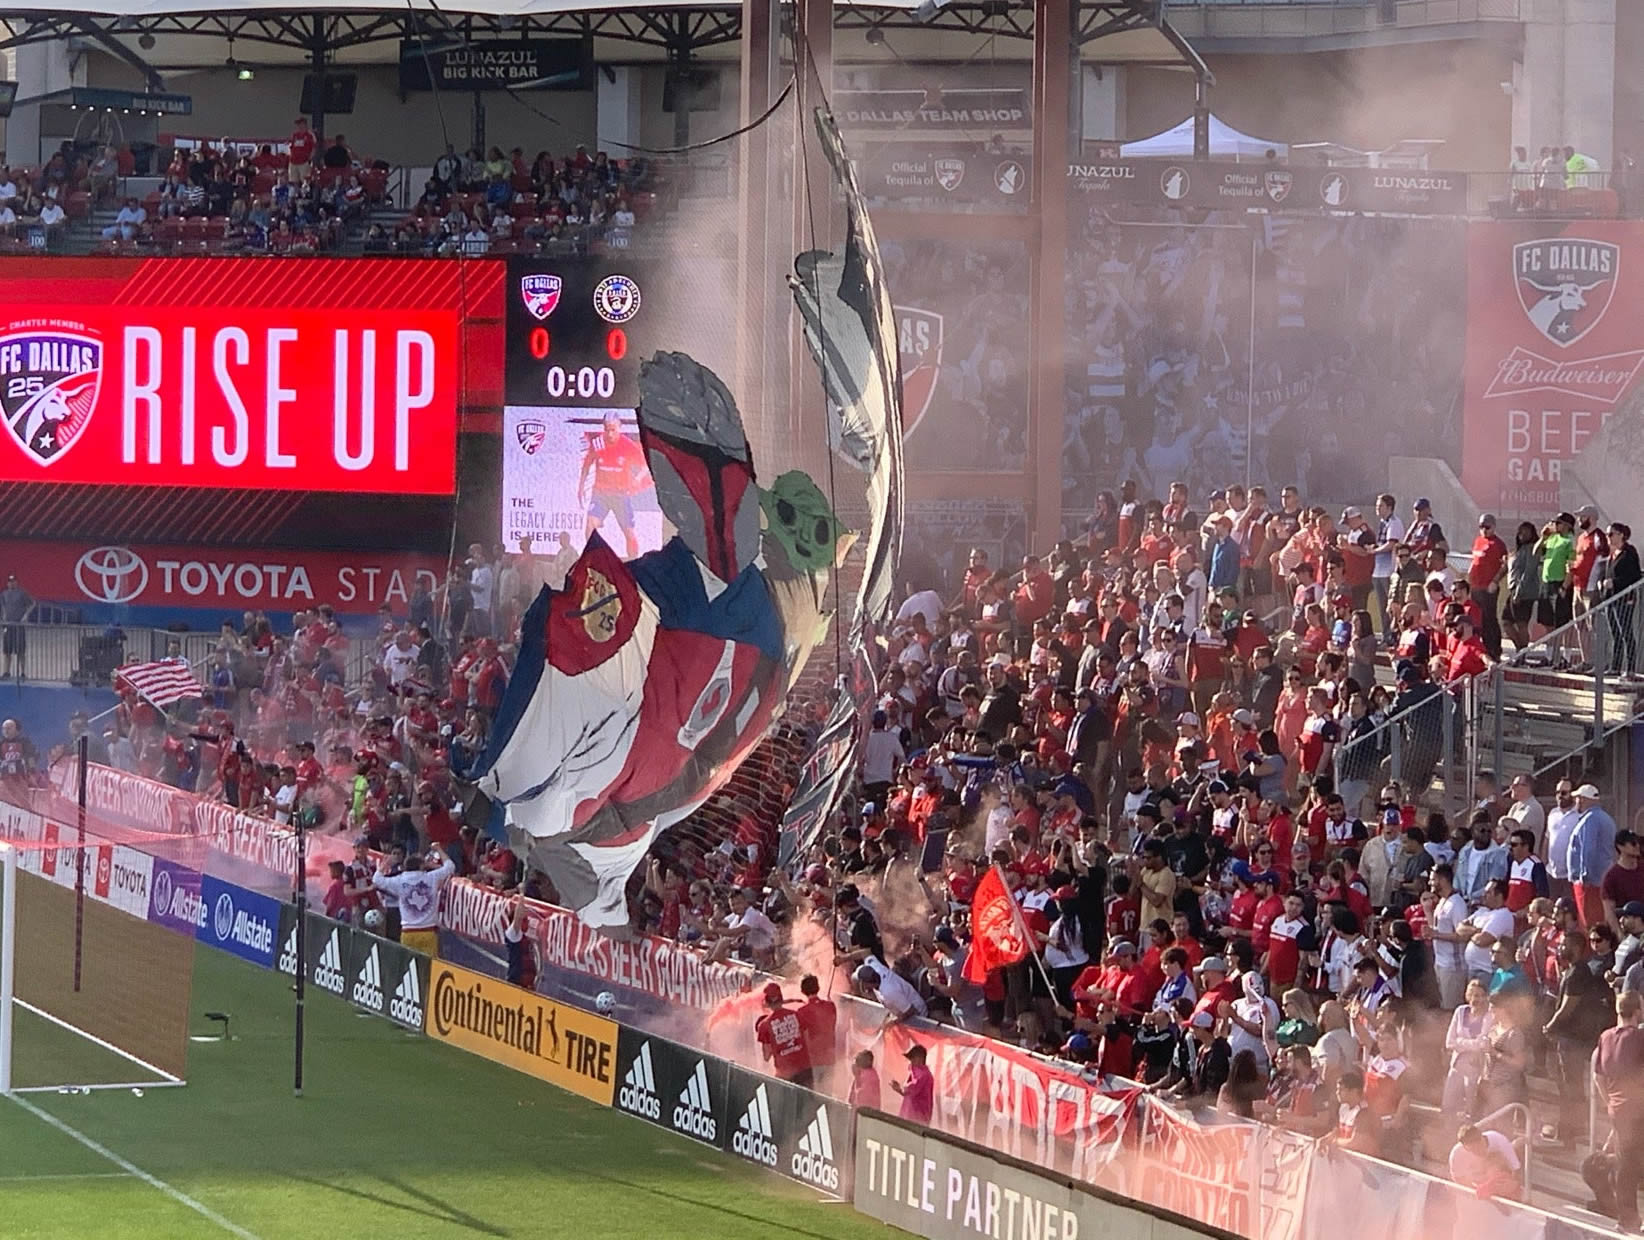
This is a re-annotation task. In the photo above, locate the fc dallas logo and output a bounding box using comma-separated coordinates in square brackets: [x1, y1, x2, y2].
[893, 306, 943, 437]
[516, 419, 546, 455]
[520, 273, 562, 321]
[0, 324, 102, 466]
[1513, 237, 1619, 348]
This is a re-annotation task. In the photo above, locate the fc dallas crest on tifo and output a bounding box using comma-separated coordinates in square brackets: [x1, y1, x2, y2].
[1513, 236, 1619, 347]
[0, 323, 102, 467]
[893, 306, 942, 436]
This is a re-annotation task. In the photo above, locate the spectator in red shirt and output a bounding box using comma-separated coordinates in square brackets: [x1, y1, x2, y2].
[1013, 555, 1055, 626]
[796, 974, 838, 1083]
[1445, 615, 1492, 687]
[1468, 513, 1509, 658]
[1250, 871, 1285, 956]
[754, 982, 814, 1087]
[287, 118, 316, 168]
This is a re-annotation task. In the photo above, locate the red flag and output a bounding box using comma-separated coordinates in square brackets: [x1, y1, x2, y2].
[962, 865, 1032, 983]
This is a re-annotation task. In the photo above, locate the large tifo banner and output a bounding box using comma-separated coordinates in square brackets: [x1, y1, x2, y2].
[0, 257, 506, 493]
[1461, 221, 1644, 511]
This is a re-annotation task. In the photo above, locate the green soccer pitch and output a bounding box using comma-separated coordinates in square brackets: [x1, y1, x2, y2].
[0, 946, 897, 1240]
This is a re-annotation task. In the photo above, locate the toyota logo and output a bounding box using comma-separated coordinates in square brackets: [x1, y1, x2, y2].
[213, 892, 233, 940]
[152, 868, 172, 913]
[74, 545, 149, 604]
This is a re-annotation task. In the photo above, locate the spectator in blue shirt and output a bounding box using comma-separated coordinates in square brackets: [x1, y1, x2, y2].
[1455, 813, 1508, 906]
[1567, 783, 1618, 928]
[1205, 515, 1242, 593]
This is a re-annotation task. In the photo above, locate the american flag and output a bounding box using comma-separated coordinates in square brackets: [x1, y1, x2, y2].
[116, 659, 204, 708]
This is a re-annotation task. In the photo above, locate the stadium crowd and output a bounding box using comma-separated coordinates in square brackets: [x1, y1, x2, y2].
[17, 469, 1644, 1224]
[5, 119, 653, 255]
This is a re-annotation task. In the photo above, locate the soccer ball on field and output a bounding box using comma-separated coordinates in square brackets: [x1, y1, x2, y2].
[363, 908, 385, 932]
[594, 991, 617, 1016]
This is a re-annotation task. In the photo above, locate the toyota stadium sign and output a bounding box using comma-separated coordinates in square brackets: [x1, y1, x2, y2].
[0, 258, 477, 494]
[1, 537, 446, 618]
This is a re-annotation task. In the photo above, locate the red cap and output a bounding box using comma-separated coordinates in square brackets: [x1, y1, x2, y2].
[762, 982, 785, 1004]
[1053, 884, 1078, 900]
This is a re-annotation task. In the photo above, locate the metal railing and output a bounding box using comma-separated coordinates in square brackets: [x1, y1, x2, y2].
[0, 621, 376, 694]
[1506, 575, 1644, 774]
[1332, 672, 1477, 810]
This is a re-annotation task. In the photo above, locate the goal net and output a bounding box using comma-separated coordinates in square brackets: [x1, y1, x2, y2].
[0, 839, 195, 1094]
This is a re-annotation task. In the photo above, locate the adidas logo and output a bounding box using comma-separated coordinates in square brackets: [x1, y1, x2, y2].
[312, 929, 346, 995]
[277, 924, 298, 976]
[671, 1060, 717, 1142]
[731, 1083, 778, 1166]
[389, 964, 423, 1027]
[792, 1107, 841, 1191]
[618, 1043, 662, 1120]
[351, 945, 384, 1011]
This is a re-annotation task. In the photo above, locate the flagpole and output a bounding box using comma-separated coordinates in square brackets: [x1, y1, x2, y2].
[995, 863, 1061, 1001]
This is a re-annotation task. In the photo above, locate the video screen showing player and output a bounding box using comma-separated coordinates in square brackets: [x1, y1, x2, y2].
[578, 411, 649, 558]
[501, 406, 664, 557]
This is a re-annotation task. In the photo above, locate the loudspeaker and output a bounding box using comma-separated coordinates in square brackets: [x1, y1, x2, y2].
[299, 72, 357, 116]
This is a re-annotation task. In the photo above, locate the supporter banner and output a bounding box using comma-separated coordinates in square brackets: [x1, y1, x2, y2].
[51, 758, 195, 835]
[882, 1025, 1140, 1182]
[426, 959, 617, 1104]
[196, 874, 279, 968]
[884, 241, 1030, 471]
[345, 923, 429, 1032]
[399, 37, 591, 92]
[1102, 1099, 1312, 1240]
[856, 145, 1031, 206]
[147, 857, 204, 936]
[1066, 161, 1468, 214]
[8, 539, 445, 617]
[438, 879, 754, 1011]
[1461, 221, 1644, 511]
[613, 1024, 730, 1147]
[854, 1111, 1231, 1240]
[0, 258, 468, 494]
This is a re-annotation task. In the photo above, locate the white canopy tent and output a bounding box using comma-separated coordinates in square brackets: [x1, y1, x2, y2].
[1122, 113, 1287, 162]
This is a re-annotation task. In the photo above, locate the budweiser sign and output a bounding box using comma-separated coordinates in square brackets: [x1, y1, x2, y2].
[1463, 222, 1644, 510]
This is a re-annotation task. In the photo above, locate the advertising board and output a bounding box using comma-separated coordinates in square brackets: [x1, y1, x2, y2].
[425, 959, 617, 1105]
[196, 874, 280, 968]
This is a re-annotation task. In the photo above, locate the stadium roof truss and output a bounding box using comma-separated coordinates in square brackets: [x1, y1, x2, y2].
[0, 0, 1203, 72]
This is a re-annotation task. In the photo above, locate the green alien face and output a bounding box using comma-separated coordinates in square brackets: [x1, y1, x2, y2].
[760, 470, 843, 574]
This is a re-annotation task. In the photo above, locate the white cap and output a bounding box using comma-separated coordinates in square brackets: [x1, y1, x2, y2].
[1575, 783, 1601, 799]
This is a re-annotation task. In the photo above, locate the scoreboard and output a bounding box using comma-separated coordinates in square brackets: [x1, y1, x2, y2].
[501, 257, 664, 556]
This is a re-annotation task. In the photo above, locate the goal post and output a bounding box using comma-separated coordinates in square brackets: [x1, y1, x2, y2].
[0, 835, 196, 1095]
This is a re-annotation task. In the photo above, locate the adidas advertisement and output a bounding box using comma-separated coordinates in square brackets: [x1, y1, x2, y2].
[788, 1097, 852, 1196]
[275, 901, 301, 977]
[308, 917, 349, 997]
[384, 945, 429, 1033]
[724, 1065, 792, 1171]
[612, 1027, 728, 1146]
[350, 942, 386, 1013]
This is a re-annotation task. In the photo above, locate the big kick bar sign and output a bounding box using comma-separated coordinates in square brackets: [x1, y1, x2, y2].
[1463, 222, 1644, 510]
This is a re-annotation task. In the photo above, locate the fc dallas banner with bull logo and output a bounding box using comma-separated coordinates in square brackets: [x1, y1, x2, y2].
[1462, 221, 1644, 511]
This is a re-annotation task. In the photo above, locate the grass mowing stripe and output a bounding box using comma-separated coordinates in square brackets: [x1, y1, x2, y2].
[8, 1093, 263, 1240]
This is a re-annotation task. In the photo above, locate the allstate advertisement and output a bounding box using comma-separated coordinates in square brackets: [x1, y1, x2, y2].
[196, 874, 280, 968]
[147, 857, 204, 936]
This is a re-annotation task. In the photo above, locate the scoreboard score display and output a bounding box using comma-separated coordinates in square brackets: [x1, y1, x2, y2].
[502, 257, 665, 556]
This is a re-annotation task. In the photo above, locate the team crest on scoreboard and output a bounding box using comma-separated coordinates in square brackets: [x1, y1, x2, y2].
[593, 274, 642, 324]
[520, 274, 563, 321]
[1512, 237, 1619, 348]
[893, 306, 943, 437]
[0, 324, 102, 467]
[516, 420, 546, 455]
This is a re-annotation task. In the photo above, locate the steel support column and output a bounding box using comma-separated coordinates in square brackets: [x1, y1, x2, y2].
[789, 0, 833, 470]
[735, 0, 779, 429]
[1029, 0, 1073, 552]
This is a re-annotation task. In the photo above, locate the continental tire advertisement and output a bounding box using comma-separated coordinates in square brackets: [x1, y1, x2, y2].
[426, 960, 618, 1105]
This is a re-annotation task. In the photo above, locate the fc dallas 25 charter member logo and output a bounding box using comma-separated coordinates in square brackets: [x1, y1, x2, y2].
[1513, 237, 1619, 348]
[893, 306, 943, 437]
[520, 274, 563, 321]
[0, 322, 103, 466]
